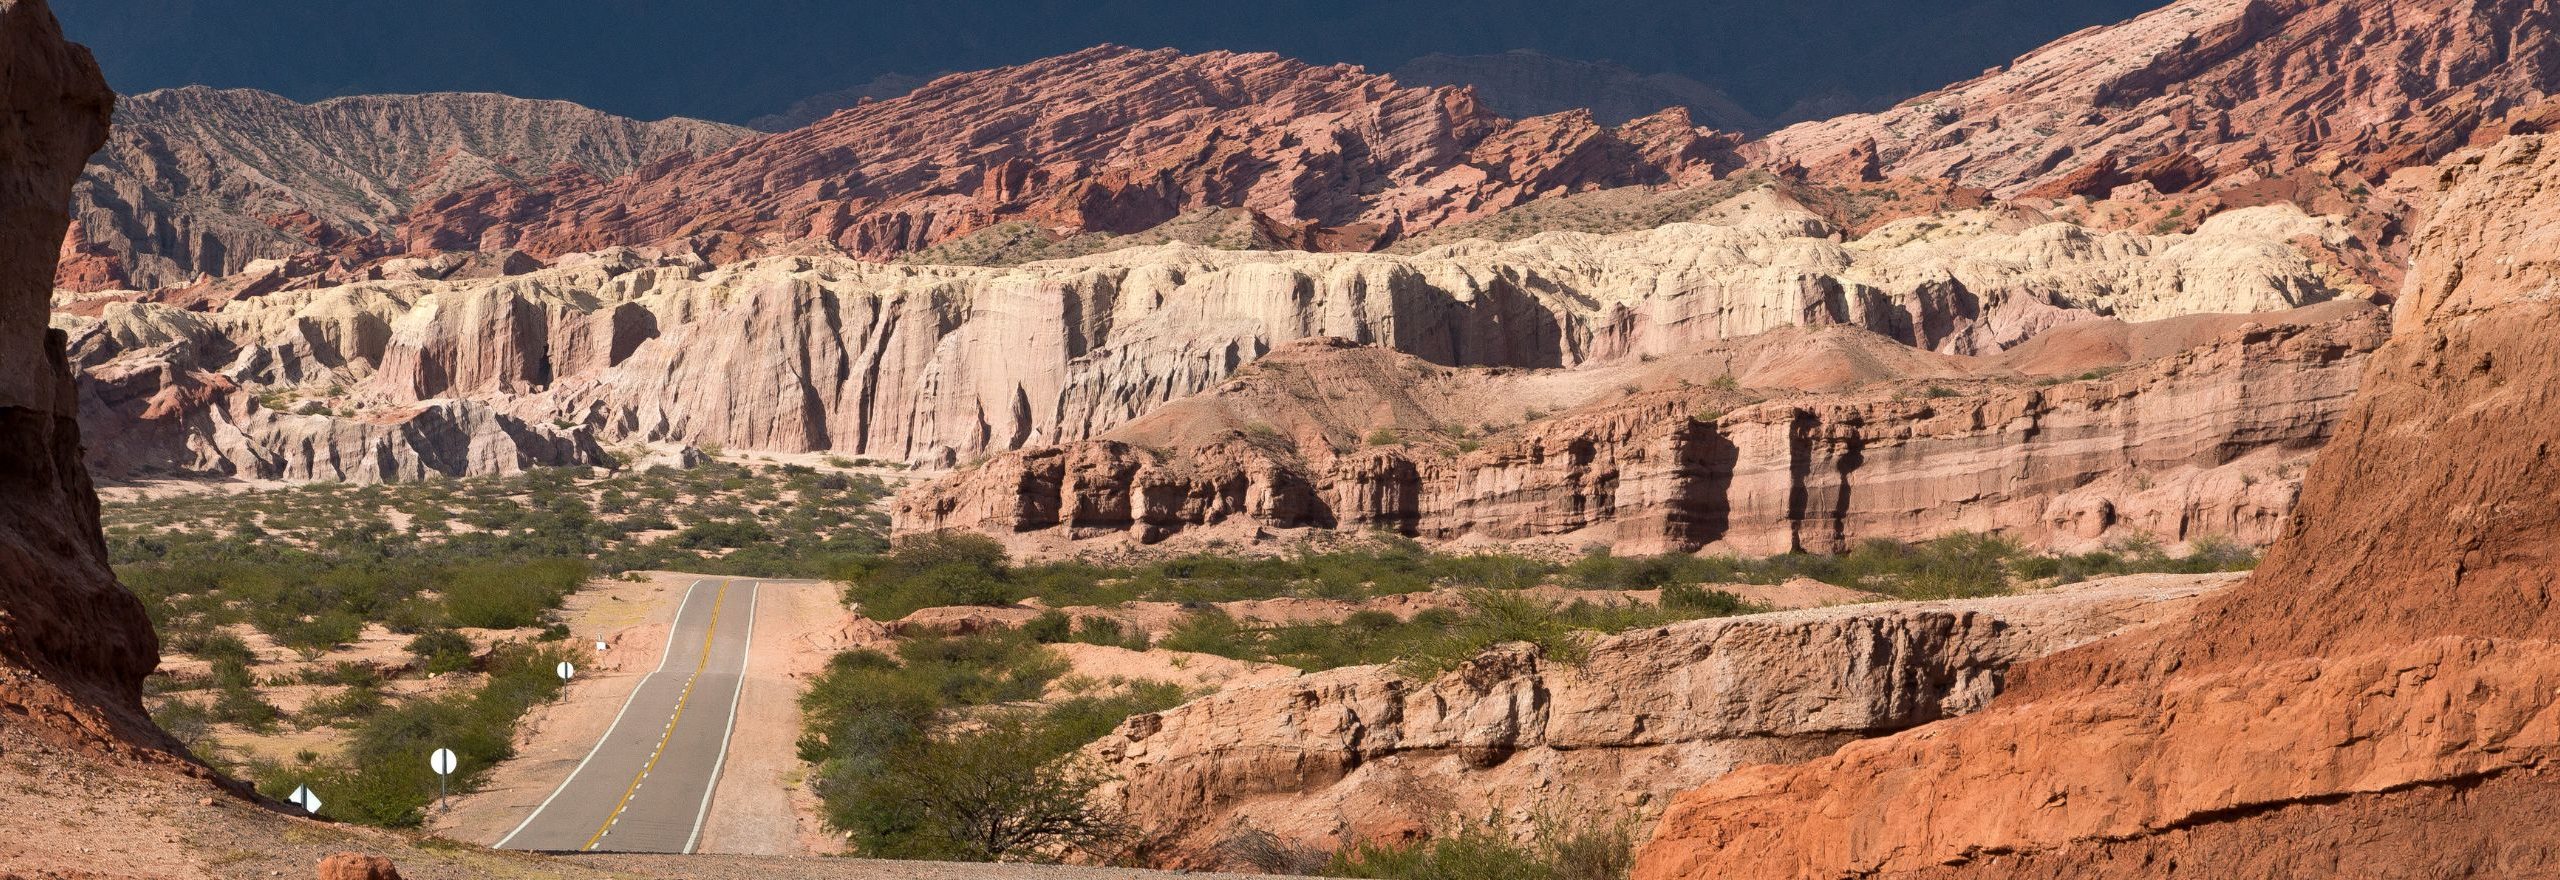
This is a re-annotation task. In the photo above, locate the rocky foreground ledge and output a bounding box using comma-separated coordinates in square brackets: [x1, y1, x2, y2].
[1087, 572, 2239, 869]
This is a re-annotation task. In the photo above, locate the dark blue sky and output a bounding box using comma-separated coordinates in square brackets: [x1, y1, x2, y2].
[57, 0, 2159, 124]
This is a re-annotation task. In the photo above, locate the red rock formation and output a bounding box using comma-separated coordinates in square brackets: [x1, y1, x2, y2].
[897, 304, 2383, 555]
[1631, 133, 2560, 880]
[52, 219, 125, 291]
[1761, 0, 2560, 196]
[0, 0, 185, 764]
[400, 46, 1739, 262]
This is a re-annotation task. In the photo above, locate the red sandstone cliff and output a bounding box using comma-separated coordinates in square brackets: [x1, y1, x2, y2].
[1631, 130, 2560, 880]
[398, 46, 1738, 263]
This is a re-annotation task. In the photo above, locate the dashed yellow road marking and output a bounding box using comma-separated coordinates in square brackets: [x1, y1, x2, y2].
[581, 578, 730, 851]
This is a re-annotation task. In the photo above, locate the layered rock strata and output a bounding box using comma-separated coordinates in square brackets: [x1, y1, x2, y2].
[1091, 574, 2236, 868]
[399, 46, 1742, 262]
[64, 195, 2368, 484]
[1631, 133, 2560, 880]
[1760, 0, 2560, 196]
[897, 302, 2383, 555]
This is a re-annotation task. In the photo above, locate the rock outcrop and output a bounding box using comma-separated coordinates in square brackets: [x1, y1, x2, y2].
[0, 0, 184, 762]
[68, 87, 751, 291]
[398, 46, 1742, 263]
[1758, 0, 2560, 196]
[1631, 133, 2560, 880]
[897, 301, 2383, 555]
[1093, 574, 2235, 868]
[65, 195, 2366, 483]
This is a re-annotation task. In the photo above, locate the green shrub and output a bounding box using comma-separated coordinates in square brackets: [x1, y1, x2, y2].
[840, 532, 1019, 620]
[1022, 609, 1073, 644]
[212, 683, 281, 731]
[439, 559, 588, 629]
[255, 642, 574, 827]
[800, 643, 1166, 862]
[828, 709, 1123, 861]
[1658, 583, 1747, 615]
[406, 629, 476, 674]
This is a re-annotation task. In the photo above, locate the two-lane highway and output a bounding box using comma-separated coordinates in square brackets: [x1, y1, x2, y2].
[496, 578, 760, 853]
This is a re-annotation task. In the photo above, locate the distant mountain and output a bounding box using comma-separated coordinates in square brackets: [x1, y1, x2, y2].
[68, 87, 751, 290]
[399, 46, 1737, 263]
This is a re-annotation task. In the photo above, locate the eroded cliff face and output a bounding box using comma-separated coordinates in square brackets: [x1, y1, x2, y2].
[1091, 574, 2235, 869]
[896, 301, 2383, 555]
[1630, 132, 2560, 880]
[66, 87, 752, 291]
[1761, 0, 2560, 196]
[0, 0, 183, 762]
[64, 193, 2369, 484]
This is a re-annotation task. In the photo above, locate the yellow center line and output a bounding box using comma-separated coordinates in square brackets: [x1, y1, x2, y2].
[582, 578, 730, 852]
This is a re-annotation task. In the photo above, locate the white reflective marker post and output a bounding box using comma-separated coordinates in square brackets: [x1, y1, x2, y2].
[430, 747, 458, 808]
[287, 784, 321, 815]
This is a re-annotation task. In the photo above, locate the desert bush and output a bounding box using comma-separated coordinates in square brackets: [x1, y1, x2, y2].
[1324, 812, 1637, 880]
[839, 531, 1018, 619]
[439, 559, 588, 629]
[801, 642, 1174, 862]
[406, 629, 476, 674]
[255, 642, 574, 827]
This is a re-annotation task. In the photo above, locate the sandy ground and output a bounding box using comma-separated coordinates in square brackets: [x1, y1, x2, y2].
[431, 571, 704, 845]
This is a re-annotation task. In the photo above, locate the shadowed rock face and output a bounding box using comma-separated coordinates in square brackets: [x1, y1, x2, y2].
[63, 87, 752, 291]
[1760, 0, 2560, 196]
[0, 0, 183, 762]
[1631, 133, 2560, 880]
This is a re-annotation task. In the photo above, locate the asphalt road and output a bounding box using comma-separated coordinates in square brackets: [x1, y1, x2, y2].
[496, 578, 760, 853]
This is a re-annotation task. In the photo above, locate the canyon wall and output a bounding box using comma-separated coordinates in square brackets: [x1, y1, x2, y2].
[1631, 131, 2560, 880]
[1093, 574, 2234, 868]
[64, 195, 2366, 485]
[0, 0, 183, 762]
[897, 302, 2382, 555]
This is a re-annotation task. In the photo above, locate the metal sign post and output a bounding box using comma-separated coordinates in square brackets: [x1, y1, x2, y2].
[430, 747, 458, 808]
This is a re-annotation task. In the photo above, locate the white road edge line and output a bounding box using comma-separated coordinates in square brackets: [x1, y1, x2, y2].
[684, 579, 759, 854]
[494, 578, 707, 850]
